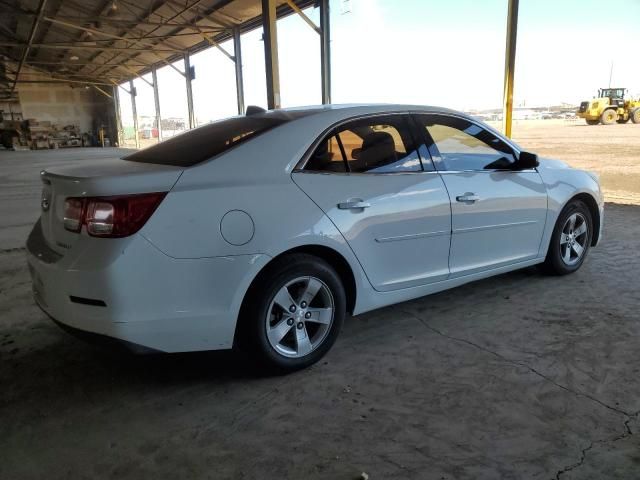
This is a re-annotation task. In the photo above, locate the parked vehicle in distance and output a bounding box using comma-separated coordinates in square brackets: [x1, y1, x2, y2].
[27, 104, 604, 371]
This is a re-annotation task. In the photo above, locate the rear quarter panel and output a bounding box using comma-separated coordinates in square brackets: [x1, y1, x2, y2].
[139, 128, 376, 314]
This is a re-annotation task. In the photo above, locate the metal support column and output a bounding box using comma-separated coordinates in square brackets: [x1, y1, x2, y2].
[151, 66, 163, 142]
[113, 86, 122, 147]
[184, 53, 196, 128]
[233, 27, 245, 115]
[501, 0, 519, 138]
[319, 0, 331, 104]
[262, 0, 281, 109]
[129, 79, 140, 149]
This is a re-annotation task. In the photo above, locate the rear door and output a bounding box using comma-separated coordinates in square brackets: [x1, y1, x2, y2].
[414, 114, 547, 277]
[292, 114, 452, 292]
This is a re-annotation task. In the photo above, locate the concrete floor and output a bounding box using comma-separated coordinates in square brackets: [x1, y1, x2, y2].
[1, 148, 639, 479]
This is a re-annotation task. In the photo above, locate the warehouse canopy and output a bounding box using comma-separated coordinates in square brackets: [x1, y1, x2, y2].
[0, 0, 315, 99]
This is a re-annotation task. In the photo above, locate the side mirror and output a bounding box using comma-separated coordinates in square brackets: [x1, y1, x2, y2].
[516, 151, 539, 169]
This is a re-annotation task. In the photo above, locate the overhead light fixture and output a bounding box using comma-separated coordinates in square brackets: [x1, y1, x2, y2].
[70, 55, 79, 61]
[110, 1, 118, 12]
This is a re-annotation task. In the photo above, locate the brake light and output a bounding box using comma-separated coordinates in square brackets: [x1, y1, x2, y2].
[63, 192, 166, 237]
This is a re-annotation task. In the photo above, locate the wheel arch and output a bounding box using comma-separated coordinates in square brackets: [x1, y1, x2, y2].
[569, 192, 601, 246]
[234, 244, 358, 347]
[263, 245, 356, 314]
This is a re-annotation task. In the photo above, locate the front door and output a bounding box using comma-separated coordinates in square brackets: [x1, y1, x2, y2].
[293, 114, 452, 292]
[414, 114, 548, 277]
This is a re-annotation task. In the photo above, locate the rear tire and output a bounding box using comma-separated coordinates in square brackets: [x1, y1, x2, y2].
[585, 119, 600, 125]
[631, 108, 640, 124]
[238, 254, 346, 372]
[541, 200, 593, 275]
[600, 109, 617, 125]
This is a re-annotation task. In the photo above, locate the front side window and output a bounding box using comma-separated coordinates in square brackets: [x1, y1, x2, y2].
[306, 115, 422, 174]
[419, 115, 516, 171]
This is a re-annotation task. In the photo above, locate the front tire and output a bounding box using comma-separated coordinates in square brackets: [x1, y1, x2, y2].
[600, 109, 618, 125]
[239, 254, 346, 372]
[631, 108, 640, 124]
[541, 200, 593, 275]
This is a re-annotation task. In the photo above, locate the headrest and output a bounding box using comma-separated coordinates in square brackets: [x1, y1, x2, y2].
[361, 131, 395, 151]
[357, 131, 397, 169]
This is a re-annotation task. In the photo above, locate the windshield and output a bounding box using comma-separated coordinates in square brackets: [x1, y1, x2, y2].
[124, 110, 316, 167]
[600, 88, 624, 98]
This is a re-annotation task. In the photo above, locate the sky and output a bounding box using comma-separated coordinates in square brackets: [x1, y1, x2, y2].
[118, 0, 640, 130]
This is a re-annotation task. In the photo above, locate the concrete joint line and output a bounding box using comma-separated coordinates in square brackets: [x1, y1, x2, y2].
[0, 247, 26, 254]
[400, 309, 639, 480]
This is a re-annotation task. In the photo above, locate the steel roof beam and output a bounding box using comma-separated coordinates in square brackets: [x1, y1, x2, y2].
[41, 16, 161, 48]
[25, 60, 151, 66]
[284, 0, 320, 34]
[161, 0, 234, 60]
[0, 42, 180, 52]
[10, 0, 49, 95]
[85, 0, 211, 78]
[5, 12, 227, 31]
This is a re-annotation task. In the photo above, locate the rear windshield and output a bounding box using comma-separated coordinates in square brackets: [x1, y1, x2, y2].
[124, 112, 310, 167]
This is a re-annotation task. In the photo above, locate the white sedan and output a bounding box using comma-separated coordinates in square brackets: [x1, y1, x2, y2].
[27, 104, 603, 371]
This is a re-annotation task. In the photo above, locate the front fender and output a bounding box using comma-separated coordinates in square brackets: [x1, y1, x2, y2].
[536, 163, 604, 254]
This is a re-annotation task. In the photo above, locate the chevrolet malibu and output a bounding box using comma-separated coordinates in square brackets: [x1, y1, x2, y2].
[27, 104, 603, 371]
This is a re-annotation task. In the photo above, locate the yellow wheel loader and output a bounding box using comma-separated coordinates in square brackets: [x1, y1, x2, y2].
[577, 88, 640, 125]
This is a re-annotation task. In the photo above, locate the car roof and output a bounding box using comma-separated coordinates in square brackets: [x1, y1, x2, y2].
[255, 103, 462, 121]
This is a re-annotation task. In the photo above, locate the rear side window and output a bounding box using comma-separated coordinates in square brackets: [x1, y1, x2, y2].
[124, 114, 297, 167]
[306, 115, 422, 174]
[306, 134, 347, 172]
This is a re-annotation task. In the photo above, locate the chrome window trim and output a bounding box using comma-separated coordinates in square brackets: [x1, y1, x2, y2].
[436, 169, 538, 174]
[293, 109, 528, 176]
[293, 169, 442, 177]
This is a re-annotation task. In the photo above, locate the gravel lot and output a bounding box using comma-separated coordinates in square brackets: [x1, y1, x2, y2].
[1, 124, 639, 479]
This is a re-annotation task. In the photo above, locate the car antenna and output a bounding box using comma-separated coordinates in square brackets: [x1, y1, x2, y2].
[246, 105, 267, 116]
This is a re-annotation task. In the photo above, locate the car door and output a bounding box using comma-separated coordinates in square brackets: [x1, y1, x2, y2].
[292, 114, 452, 292]
[414, 113, 548, 277]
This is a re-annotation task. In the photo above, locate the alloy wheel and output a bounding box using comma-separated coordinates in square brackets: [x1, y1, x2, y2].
[560, 212, 588, 266]
[265, 276, 335, 358]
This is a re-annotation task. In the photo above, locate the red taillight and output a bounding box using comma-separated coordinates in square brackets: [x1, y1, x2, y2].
[63, 192, 167, 237]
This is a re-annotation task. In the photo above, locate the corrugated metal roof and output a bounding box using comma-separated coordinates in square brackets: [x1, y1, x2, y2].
[0, 0, 315, 99]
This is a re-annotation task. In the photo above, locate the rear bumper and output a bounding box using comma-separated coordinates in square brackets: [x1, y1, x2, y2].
[26, 222, 270, 352]
[44, 310, 160, 354]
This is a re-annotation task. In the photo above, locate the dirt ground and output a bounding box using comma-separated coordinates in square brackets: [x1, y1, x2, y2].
[498, 119, 640, 204]
[1, 122, 639, 479]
